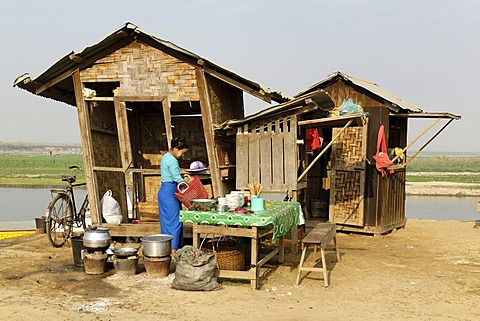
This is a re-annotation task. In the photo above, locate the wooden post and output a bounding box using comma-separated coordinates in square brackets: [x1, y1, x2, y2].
[72, 71, 101, 224]
[162, 97, 173, 149]
[113, 98, 133, 170]
[195, 69, 223, 197]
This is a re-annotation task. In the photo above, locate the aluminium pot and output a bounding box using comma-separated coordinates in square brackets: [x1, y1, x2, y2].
[141, 234, 173, 258]
[83, 226, 112, 252]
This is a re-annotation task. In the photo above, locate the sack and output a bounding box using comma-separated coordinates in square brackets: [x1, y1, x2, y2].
[372, 125, 394, 177]
[100, 190, 122, 224]
[339, 98, 363, 115]
[175, 175, 208, 208]
[172, 246, 221, 291]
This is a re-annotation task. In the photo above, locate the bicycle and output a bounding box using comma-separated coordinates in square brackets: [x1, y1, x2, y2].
[45, 165, 89, 247]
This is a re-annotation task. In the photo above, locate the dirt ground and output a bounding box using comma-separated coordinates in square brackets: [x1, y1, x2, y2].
[1, 219, 480, 321]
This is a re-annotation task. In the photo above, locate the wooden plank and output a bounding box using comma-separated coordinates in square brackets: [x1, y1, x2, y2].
[162, 97, 173, 149]
[257, 247, 279, 268]
[236, 127, 249, 190]
[102, 223, 160, 236]
[248, 131, 261, 184]
[84, 97, 115, 102]
[72, 71, 101, 225]
[114, 99, 133, 170]
[259, 122, 272, 190]
[272, 119, 285, 191]
[92, 166, 125, 172]
[196, 69, 223, 197]
[284, 116, 297, 190]
[194, 224, 257, 238]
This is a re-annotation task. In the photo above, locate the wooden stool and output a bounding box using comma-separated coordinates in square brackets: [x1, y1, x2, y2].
[296, 223, 340, 287]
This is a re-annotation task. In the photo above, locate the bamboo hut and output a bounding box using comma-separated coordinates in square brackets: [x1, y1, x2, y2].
[223, 71, 460, 235]
[14, 22, 287, 236]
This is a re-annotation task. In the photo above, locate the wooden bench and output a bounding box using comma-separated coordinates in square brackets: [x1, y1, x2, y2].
[296, 223, 340, 287]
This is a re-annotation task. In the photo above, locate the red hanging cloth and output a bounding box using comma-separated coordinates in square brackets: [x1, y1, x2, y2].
[372, 125, 394, 177]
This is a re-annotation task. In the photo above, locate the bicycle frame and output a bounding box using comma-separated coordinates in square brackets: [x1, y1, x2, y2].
[49, 182, 86, 220]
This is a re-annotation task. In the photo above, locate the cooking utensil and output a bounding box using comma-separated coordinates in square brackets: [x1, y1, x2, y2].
[113, 247, 139, 257]
[141, 234, 173, 257]
[189, 198, 217, 211]
[83, 226, 112, 252]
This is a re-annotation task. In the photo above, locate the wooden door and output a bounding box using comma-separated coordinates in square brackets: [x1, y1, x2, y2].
[329, 125, 367, 226]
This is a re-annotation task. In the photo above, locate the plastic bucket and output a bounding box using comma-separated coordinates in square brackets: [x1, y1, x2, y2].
[71, 236, 84, 267]
[34, 217, 46, 233]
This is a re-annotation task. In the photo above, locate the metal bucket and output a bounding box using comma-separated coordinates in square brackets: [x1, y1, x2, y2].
[34, 217, 46, 234]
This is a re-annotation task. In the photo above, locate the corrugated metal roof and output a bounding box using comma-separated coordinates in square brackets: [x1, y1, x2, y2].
[294, 71, 424, 113]
[14, 22, 288, 106]
[221, 90, 334, 128]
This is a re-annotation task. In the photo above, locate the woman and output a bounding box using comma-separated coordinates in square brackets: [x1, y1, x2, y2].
[158, 137, 189, 256]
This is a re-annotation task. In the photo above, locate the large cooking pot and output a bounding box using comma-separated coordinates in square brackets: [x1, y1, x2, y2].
[83, 226, 112, 252]
[141, 234, 173, 258]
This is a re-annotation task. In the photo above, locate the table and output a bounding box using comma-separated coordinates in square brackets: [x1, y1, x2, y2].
[180, 201, 300, 289]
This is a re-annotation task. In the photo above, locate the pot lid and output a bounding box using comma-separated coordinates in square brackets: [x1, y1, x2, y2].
[141, 234, 174, 243]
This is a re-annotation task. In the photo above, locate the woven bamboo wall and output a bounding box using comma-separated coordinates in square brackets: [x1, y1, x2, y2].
[332, 127, 366, 169]
[80, 41, 199, 102]
[206, 74, 244, 123]
[330, 170, 364, 224]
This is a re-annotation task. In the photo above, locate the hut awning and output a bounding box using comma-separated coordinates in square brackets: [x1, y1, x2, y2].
[13, 22, 289, 106]
[220, 90, 334, 129]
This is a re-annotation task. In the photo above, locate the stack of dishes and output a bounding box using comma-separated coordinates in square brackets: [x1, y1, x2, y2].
[226, 192, 244, 209]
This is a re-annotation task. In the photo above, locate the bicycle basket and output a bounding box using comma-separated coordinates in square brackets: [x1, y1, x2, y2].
[175, 175, 208, 208]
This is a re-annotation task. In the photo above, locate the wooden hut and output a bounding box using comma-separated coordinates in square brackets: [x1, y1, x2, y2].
[224, 71, 460, 235]
[14, 22, 287, 236]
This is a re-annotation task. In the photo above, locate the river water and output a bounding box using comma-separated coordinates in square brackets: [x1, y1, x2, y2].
[0, 188, 478, 230]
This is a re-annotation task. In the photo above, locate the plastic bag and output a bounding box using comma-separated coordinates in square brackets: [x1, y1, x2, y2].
[100, 190, 122, 224]
[172, 246, 221, 291]
[339, 98, 363, 115]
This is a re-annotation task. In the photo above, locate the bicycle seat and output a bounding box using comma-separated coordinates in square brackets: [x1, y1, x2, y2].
[61, 175, 77, 183]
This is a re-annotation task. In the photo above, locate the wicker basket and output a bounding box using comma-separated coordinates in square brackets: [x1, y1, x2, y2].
[201, 241, 244, 271]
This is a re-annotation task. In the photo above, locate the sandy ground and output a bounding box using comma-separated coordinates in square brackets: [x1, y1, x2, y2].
[1, 219, 480, 321]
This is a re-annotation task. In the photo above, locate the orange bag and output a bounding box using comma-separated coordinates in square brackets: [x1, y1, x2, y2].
[372, 125, 394, 177]
[175, 174, 208, 208]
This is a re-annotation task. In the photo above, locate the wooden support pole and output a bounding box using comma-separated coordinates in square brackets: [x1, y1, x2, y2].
[391, 117, 441, 163]
[196, 69, 224, 197]
[403, 118, 454, 167]
[72, 71, 100, 224]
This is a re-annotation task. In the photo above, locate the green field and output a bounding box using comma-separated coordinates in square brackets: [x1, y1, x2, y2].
[406, 156, 480, 185]
[0, 155, 479, 187]
[0, 155, 85, 186]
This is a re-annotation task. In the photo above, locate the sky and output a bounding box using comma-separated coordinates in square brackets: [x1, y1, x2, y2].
[0, 0, 478, 153]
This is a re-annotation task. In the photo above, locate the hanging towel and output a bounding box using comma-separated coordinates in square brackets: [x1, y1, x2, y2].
[372, 125, 394, 177]
[306, 128, 321, 151]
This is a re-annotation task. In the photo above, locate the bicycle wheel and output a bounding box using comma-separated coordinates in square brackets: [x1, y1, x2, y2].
[46, 194, 74, 248]
[76, 195, 88, 229]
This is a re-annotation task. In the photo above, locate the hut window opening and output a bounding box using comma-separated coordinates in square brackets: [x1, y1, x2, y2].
[83, 81, 119, 97]
[170, 101, 208, 165]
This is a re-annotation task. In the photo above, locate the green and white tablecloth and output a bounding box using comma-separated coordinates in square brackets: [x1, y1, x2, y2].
[180, 201, 300, 243]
